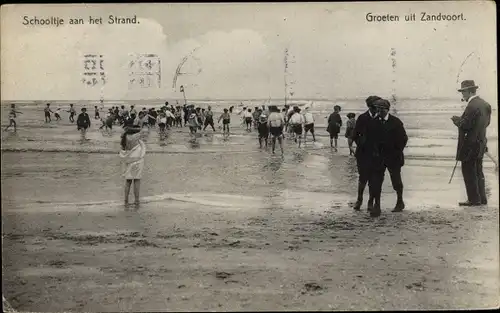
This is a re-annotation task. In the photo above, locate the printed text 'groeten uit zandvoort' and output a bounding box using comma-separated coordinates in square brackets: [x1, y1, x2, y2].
[22, 15, 139, 27]
[366, 12, 466, 22]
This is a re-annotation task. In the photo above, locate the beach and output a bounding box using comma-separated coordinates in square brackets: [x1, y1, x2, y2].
[1, 99, 499, 311]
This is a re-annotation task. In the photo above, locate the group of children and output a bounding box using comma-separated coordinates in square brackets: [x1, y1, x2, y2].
[4, 101, 357, 155]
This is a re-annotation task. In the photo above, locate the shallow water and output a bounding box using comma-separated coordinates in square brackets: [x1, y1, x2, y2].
[2, 98, 498, 156]
[2, 149, 498, 214]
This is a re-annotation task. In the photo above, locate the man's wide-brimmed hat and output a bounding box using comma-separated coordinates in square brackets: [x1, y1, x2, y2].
[373, 99, 390, 109]
[458, 80, 479, 92]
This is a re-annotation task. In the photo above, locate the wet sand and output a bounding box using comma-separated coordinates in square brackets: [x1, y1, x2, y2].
[1, 108, 499, 311]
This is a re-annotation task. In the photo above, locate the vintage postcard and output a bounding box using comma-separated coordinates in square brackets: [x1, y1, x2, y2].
[1, 1, 497, 311]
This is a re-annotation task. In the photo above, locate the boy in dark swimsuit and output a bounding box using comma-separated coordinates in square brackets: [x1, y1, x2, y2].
[218, 108, 231, 137]
[196, 107, 203, 129]
[203, 106, 216, 131]
[68, 104, 76, 123]
[257, 114, 269, 148]
[44, 103, 53, 123]
[94, 106, 100, 120]
[327, 105, 342, 151]
[268, 106, 285, 154]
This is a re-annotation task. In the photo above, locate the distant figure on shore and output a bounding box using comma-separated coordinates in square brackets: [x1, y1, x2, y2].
[369, 99, 408, 217]
[44, 103, 53, 123]
[452, 80, 492, 206]
[94, 106, 100, 120]
[345, 113, 356, 155]
[327, 105, 342, 151]
[120, 126, 148, 207]
[76, 108, 91, 142]
[4, 104, 22, 132]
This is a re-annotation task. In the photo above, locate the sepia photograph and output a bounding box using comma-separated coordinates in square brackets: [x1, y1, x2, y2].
[1, 1, 498, 311]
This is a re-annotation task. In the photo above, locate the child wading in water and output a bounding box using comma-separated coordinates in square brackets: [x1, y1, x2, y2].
[243, 108, 253, 132]
[303, 107, 316, 143]
[4, 104, 22, 132]
[94, 106, 100, 120]
[54, 107, 62, 121]
[77, 108, 91, 142]
[203, 106, 216, 132]
[68, 104, 76, 123]
[218, 108, 231, 139]
[187, 110, 200, 142]
[345, 113, 356, 155]
[257, 113, 269, 148]
[44, 103, 53, 123]
[100, 109, 115, 135]
[288, 107, 305, 148]
[157, 111, 168, 140]
[327, 105, 342, 151]
[268, 105, 285, 154]
[120, 126, 148, 208]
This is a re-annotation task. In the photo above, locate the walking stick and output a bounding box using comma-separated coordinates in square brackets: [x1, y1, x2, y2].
[449, 159, 459, 184]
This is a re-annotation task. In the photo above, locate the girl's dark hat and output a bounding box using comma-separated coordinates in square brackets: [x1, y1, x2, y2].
[458, 80, 479, 92]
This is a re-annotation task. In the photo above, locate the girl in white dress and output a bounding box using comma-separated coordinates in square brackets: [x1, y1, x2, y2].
[119, 126, 149, 207]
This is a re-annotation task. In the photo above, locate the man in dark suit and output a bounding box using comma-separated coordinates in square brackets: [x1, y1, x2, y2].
[369, 99, 408, 217]
[452, 80, 492, 206]
[351, 95, 382, 211]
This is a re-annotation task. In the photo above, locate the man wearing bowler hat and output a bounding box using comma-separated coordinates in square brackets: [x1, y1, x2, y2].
[369, 99, 408, 217]
[351, 95, 382, 211]
[452, 80, 492, 206]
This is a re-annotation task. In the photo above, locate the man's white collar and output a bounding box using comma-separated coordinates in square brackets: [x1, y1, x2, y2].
[468, 95, 478, 104]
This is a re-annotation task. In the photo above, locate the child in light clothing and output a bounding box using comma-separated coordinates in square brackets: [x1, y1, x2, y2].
[345, 113, 356, 155]
[4, 104, 22, 132]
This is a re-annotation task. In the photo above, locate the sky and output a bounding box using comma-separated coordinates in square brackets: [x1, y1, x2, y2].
[1, 1, 497, 102]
